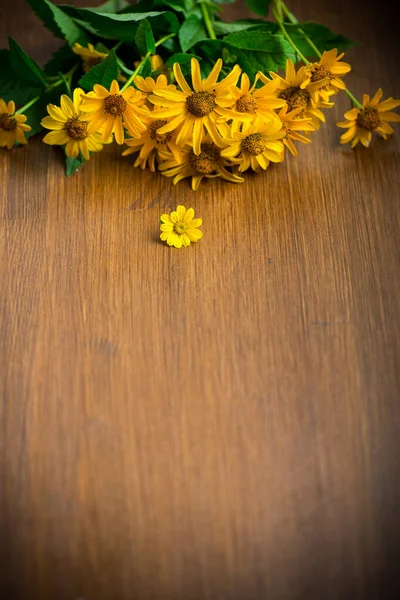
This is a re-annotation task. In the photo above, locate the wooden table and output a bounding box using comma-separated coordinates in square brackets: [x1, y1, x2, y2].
[1, 1, 399, 598]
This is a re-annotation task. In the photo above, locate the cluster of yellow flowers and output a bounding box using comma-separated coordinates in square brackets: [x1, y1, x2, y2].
[2, 51, 400, 197]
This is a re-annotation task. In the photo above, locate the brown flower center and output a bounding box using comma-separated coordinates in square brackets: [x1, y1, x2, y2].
[104, 94, 127, 116]
[190, 143, 220, 174]
[356, 107, 381, 131]
[241, 133, 267, 156]
[149, 119, 173, 143]
[186, 92, 216, 117]
[310, 65, 332, 83]
[279, 86, 310, 113]
[235, 94, 258, 115]
[65, 117, 88, 141]
[0, 114, 17, 132]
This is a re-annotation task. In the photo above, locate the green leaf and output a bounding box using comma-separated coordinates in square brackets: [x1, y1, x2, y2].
[223, 30, 296, 73]
[66, 154, 86, 176]
[245, 0, 271, 16]
[50, 3, 88, 46]
[44, 44, 78, 76]
[84, 0, 130, 13]
[78, 49, 119, 91]
[25, 0, 87, 44]
[179, 14, 208, 52]
[24, 0, 65, 38]
[0, 49, 43, 104]
[77, 9, 180, 42]
[8, 38, 46, 87]
[286, 22, 354, 58]
[153, 0, 191, 13]
[135, 20, 156, 55]
[212, 18, 266, 36]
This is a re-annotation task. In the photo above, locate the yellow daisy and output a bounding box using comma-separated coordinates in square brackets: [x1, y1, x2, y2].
[0, 99, 31, 149]
[80, 80, 149, 144]
[160, 205, 203, 248]
[148, 57, 251, 155]
[72, 43, 107, 72]
[221, 72, 285, 133]
[134, 54, 166, 72]
[277, 105, 315, 156]
[221, 117, 284, 172]
[158, 138, 244, 190]
[305, 49, 351, 104]
[134, 74, 176, 94]
[337, 88, 400, 148]
[122, 114, 181, 171]
[266, 59, 331, 129]
[41, 88, 110, 160]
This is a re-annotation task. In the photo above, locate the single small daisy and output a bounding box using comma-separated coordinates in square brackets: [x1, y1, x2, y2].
[72, 43, 108, 72]
[159, 205, 203, 248]
[148, 57, 251, 155]
[158, 138, 244, 190]
[135, 74, 176, 94]
[266, 59, 331, 130]
[221, 72, 285, 133]
[277, 105, 315, 156]
[41, 88, 110, 160]
[0, 99, 31, 149]
[80, 80, 149, 144]
[221, 117, 284, 172]
[337, 88, 400, 147]
[122, 113, 181, 171]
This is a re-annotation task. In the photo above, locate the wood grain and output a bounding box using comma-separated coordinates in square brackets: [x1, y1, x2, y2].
[1, 1, 400, 599]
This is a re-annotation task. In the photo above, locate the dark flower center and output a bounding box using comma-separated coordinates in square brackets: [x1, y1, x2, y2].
[356, 107, 381, 131]
[190, 142, 220, 173]
[0, 114, 17, 132]
[310, 65, 332, 83]
[186, 92, 216, 117]
[65, 117, 88, 140]
[104, 94, 127, 116]
[241, 133, 267, 156]
[279, 86, 310, 113]
[149, 119, 173, 143]
[235, 94, 258, 115]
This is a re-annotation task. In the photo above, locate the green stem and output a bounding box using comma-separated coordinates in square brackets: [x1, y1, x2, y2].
[344, 88, 362, 109]
[272, 8, 309, 64]
[200, 2, 217, 40]
[16, 95, 41, 114]
[155, 33, 176, 47]
[279, 0, 321, 58]
[120, 51, 151, 91]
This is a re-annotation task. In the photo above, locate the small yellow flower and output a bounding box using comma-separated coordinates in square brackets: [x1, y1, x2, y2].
[149, 58, 251, 155]
[305, 49, 351, 104]
[122, 113, 181, 171]
[337, 88, 400, 147]
[277, 105, 315, 157]
[160, 205, 203, 248]
[41, 88, 110, 160]
[134, 74, 176, 95]
[266, 59, 332, 130]
[158, 138, 244, 190]
[220, 72, 285, 133]
[134, 54, 165, 72]
[0, 99, 31, 149]
[72, 43, 108, 72]
[221, 117, 284, 172]
[80, 80, 149, 144]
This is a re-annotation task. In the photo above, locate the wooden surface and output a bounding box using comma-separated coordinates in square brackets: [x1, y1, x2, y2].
[1, 1, 400, 599]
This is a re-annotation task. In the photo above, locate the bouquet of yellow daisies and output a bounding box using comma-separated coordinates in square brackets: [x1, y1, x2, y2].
[1, 0, 399, 188]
